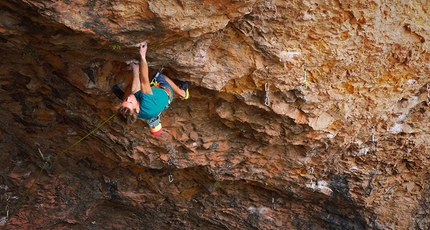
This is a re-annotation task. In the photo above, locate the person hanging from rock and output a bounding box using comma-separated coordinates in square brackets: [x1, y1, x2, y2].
[114, 42, 189, 135]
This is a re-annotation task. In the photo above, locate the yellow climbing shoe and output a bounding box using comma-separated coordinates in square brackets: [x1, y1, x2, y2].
[179, 81, 189, 100]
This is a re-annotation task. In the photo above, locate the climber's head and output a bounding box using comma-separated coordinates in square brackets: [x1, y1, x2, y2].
[118, 94, 139, 124]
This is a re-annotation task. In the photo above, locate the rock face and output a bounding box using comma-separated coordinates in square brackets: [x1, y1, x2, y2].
[0, 0, 429, 229]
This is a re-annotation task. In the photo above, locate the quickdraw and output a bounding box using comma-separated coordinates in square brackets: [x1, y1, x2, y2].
[37, 147, 45, 161]
[427, 83, 430, 106]
[168, 157, 173, 183]
[308, 167, 315, 189]
[264, 82, 270, 106]
[5, 195, 9, 221]
[302, 62, 308, 89]
[271, 191, 276, 210]
[371, 125, 377, 152]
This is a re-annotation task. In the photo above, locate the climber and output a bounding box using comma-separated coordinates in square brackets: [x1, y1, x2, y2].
[115, 42, 189, 135]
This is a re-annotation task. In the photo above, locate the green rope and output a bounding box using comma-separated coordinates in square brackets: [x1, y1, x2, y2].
[2, 114, 115, 229]
[53, 113, 116, 161]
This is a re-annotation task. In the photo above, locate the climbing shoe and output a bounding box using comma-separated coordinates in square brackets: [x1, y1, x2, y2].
[179, 81, 189, 100]
[112, 85, 124, 100]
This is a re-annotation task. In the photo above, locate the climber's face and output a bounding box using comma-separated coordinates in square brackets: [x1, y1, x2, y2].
[121, 94, 139, 113]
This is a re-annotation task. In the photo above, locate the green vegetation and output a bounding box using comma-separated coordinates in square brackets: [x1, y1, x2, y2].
[22, 46, 37, 58]
[214, 181, 221, 189]
[112, 44, 121, 50]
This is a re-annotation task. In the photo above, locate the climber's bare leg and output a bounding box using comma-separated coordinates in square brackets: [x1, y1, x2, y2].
[164, 75, 186, 97]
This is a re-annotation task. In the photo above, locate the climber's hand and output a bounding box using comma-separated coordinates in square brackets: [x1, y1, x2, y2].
[130, 62, 139, 72]
[139, 42, 147, 59]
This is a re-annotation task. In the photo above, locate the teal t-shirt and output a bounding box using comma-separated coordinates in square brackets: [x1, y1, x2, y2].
[135, 89, 169, 120]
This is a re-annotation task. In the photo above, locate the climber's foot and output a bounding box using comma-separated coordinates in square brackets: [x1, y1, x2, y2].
[179, 81, 189, 100]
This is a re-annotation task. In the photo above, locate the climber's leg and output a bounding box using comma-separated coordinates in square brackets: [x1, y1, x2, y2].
[163, 75, 188, 99]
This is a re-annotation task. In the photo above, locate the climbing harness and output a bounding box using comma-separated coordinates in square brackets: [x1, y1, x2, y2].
[427, 83, 430, 106]
[149, 65, 171, 107]
[168, 157, 173, 183]
[308, 167, 315, 189]
[264, 82, 270, 106]
[271, 192, 276, 210]
[2, 114, 115, 229]
[302, 62, 308, 89]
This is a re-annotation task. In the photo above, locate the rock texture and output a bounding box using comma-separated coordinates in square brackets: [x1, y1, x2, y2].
[1, 0, 429, 229]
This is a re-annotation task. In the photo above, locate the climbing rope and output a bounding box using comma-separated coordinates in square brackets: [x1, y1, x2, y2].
[2, 114, 115, 229]
[264, 82, 270, 106]
[51, 114, 116, 161]
[302, 62, 308, 89]
[168, 157, 174, 183]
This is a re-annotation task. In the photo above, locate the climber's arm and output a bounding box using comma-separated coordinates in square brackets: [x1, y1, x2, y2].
[130, 63, 140, 94]
[139, 43, 152, 95]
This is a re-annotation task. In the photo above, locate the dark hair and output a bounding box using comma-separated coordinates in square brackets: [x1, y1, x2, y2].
[117, 106, 138, 124]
